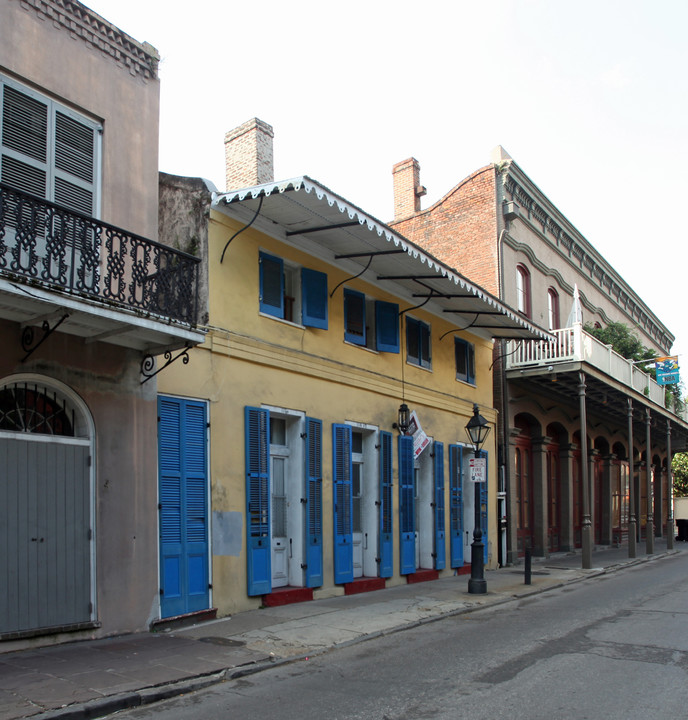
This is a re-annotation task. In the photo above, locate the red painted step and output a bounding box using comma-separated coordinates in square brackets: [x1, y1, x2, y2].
[405, 568, 439, 584]
[262, 586, 313, 607]
[344, 577, 386, 595]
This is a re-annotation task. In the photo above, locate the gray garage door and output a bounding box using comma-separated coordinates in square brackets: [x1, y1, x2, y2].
[1, 434, 92, 635]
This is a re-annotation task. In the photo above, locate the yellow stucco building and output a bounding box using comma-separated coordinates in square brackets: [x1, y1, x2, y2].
[156, 120, 548, 619]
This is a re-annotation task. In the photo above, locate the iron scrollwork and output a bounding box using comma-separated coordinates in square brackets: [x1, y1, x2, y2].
[140, 345, 191, 384]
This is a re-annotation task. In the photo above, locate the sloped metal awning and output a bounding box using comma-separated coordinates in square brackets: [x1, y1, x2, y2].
[214, 176, 551, 342]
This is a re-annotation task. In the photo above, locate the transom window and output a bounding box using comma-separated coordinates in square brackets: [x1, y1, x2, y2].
[0, 382, 76, 436]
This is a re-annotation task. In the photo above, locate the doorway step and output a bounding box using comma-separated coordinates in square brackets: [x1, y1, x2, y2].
[262, 587, 313, 607]
[405, 569, 439, 584]
[151, 608, 217, 632]
[344, 577, 386, 595]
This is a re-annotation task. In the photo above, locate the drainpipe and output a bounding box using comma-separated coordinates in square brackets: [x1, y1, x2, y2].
[497, 227, 513, 565]
[667, 420, 674, 550]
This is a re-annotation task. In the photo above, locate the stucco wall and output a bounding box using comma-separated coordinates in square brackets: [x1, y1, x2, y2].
[157, 205, 499, 616]
[0, 320, 158, 645]
[0, 0, 160, 241]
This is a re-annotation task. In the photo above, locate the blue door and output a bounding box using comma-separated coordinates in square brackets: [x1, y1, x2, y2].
[398, 435, 415, 575]
[378, 431, 393, 578]
[333, 424, 353, 584]
[158, 396, 209, 618]
[449, 444, 464, 568]
[433, 441, 446, 570]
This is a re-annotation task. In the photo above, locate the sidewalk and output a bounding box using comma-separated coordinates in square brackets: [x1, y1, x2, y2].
[1, 540, 682, 720]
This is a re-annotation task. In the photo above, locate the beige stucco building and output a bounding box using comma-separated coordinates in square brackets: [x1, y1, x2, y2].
[1, 0, 203, 649]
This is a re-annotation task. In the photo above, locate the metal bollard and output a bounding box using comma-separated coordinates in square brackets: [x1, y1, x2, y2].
[524, 547, 532, 585]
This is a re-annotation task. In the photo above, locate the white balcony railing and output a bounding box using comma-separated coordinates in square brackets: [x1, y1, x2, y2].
[506, 323, 686, 419]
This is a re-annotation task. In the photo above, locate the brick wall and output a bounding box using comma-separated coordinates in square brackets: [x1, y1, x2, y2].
[391, 165, 500, 294]
[224, 117, 274, 190]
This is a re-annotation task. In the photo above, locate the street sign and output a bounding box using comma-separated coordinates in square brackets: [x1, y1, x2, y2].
[655, 357, 680, 386]
[469, 457, 486, 483]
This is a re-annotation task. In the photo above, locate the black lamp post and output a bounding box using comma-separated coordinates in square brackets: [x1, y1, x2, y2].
[465, 404, 491, 594]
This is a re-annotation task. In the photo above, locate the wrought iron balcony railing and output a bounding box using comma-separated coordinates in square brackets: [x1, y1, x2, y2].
[0, 182, 200, 325]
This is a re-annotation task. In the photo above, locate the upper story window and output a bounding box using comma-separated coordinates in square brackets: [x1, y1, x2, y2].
[455, 337, 475, 384]
[516, 264, 531, 318]
[259, 251, 328, 328]
[343, 288, 399, 353]
[1, 76, 101, 217]
[547, 288, 560, 330]
[406, 316, 431, 369]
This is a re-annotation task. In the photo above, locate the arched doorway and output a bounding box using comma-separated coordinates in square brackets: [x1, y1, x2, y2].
[0, 376, 94, 636]
[514, 416, 536, 556]
[545, 425, 564, 553]
[611, 442, 629, 546]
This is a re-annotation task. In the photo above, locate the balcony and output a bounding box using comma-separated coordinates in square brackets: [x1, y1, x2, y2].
[506, 324, 686, 421]
[0, 183, 203, 354]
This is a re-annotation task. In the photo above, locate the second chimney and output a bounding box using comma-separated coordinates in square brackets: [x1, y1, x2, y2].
[392, 157, 426, 220]
[224, 118, 274, 190]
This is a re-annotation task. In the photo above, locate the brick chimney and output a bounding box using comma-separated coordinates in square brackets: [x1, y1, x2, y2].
[224, 118, 274, 190]
[392, 157, 426, 220]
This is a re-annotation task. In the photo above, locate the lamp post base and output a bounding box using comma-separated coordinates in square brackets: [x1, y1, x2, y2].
[467, 539, 487, 595]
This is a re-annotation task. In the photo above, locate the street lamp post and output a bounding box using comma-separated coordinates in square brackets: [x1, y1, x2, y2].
[465, 404, 491, 595]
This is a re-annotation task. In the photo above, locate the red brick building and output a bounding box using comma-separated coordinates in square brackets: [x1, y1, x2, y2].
[391, 148, 688, 565]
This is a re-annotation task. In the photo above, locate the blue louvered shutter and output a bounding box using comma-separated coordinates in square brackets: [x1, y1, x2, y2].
[433, 441, 446, 570]
[184, 402, 210, 611]
[449, 444, 464, 568]
[259, 252, 284, 318]
[302, 268, 328, 329]
[378, 431, 393, 578]
[333, 424, 353, 584]
[245, 406, 271, 596]
[305, 417, 323, 588]
[479, 450, 489, 564]
[398, 435, 415, 575]
[375, 301, 399, 353]
[158, 396, 209, 618]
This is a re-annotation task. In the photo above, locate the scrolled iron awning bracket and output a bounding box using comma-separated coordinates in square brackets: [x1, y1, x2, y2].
[220, 195, 264, 263]
[21, 313, 70, 362]
[329, 254, 374, 298]
[140, 344, 191, 384]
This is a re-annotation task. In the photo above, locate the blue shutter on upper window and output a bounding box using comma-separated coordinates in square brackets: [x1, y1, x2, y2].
[398, 435, 415, 575]
[344, 289, 366, 345]
[433, 441, 446, 570]
[332, 424, 354, 584]
[305, 417, 323, 588]
[301, 268, 328, 329]
[449, 444, 464, 568]
[375, 301, 399, 353]
[245, 406, 271, 596]
[259, 252, 284, 318]
[378, 431, 393, 578]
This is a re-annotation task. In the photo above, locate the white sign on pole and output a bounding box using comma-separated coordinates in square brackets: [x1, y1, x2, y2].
[408, 410, 430, 458]
[469, 457, 486, 483]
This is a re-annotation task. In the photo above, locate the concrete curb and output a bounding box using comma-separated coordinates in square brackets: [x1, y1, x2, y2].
[30, 549, 678, 720]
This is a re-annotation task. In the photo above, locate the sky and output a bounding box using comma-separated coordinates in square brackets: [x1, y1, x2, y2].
[86, 0, 688, 366]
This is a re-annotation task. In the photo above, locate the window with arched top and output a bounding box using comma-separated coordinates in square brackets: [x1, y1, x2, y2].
[0, 382, 85, 436]
[547, 288, 560, 330]
[516, 264, 531, 318]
